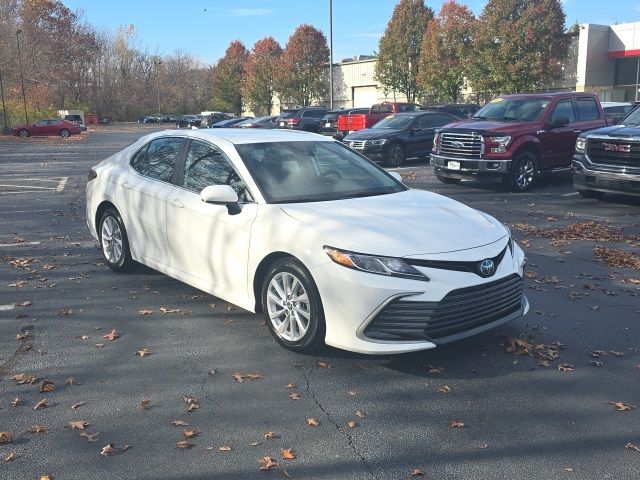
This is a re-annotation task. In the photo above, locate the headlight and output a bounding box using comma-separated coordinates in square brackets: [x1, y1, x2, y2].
[433, 132, 441, 152]
[366, 139, 387, 146]
[323, 246, 428, 281]
[575, 137, 586, 154]
[503, 224, 515, 256]
[488, 136, 511, 153]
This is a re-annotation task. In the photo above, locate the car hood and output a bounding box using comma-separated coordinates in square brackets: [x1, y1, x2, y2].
[281, 190, 506, 257]
[588, 125, 640, 137]
[440, 119, 537, 134]
[344, 128, 403, 141]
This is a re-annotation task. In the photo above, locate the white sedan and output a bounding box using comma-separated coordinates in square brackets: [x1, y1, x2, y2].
[86, 129, 528, 354]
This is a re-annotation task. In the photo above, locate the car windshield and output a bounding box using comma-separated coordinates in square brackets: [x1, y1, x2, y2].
[473, 98, 550, 122]
[372, 115, 416, 129]
[235, 141, 405, 204]
[619, 106, 640, 126]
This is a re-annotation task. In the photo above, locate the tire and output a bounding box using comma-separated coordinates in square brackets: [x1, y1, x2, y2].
[99, 208, 134, 273]
[19, 129, 29, 137]
[506, 151, 537, 192]
[578, 189, 605, 199]
[436, 174, 462, 184]
[385, 142, 405, 167]
[261, 257, 325, 353]
[59, 129, 70, 138]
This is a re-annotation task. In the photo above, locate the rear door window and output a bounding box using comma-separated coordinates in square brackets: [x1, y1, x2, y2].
[131, 137, 184, 183]
[576, 97, 599, 121]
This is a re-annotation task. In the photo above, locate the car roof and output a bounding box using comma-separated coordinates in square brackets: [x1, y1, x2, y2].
[152, 128, 333, 145]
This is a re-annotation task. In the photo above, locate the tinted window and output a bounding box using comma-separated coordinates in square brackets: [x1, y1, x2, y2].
[378, 104, 392, 114]
[280, 110, 299, 119]
[576, 98, 599, 121]
[550, 99, 576, 124]
[303, 109, 326, 118]
[398, 104, 420, 112]
[35, 120, 48, 126]
[48, 120, 61, 125]
[475, 98, 550, 121]
[181, 140, 249, 201]
[414, 115, 433, 129]
[131, 137, 184, 182]
[433, 113, 456, 126]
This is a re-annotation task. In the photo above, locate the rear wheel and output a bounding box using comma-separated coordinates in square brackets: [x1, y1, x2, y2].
[506, 151, 537, 192]
[578, 189, 605, 199]
[385, 143, 405, 167]
[261, 258, 325, 353]
[19, 129, 29, 137]
[99, 208, 134, 272]
[59, 129, 70, 138]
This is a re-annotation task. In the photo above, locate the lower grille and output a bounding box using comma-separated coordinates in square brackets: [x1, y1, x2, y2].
[364, 274, 524, 342]
[587, 139, 640, 167]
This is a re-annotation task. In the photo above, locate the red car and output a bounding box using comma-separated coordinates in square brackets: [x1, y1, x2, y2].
[12, 118, 82, 138]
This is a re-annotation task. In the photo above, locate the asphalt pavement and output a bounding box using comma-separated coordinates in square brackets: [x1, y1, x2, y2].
[0, 124, 639, 480]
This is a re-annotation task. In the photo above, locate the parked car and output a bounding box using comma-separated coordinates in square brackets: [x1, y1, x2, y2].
[201, 113, 233, 128]
[276, 106, 328, 133]
[344, 111, 459, 166]
[12, 119, 81, 138]
[209, 117, 252, 128]
[425, 103, 480, 119]
[138, 115, 158, 124]
[600, 102, 635, 125]
[431, 92, 608, 191]
[319, 108, 369, 139]
[64, 114, 87, 131]
[232, 116, 278, 129]
[572, 106, 640, 198]
[86, 129, 527, 354]
[175, 115, 201, 128]
[336, 102, 423, 138]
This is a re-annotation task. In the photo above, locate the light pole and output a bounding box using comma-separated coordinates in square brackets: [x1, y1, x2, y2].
[154, 60, 162, 116]
[16, 28, 28, 124]
[0, 67, 9, 134]
[329, 0, 334, 109]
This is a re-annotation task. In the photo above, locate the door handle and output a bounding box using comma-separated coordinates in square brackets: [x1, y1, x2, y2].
[170, 199, 184, 208]
[573, 130, 582, 134]
[122, 182, 132, 190]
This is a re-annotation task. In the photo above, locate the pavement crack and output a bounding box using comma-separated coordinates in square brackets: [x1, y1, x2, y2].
[302, 358, 374, 477]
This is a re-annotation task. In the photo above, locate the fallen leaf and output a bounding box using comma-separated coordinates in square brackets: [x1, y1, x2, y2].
[34, 399, 49, 410]
[281, 448, 296, 460]
[437, 385, 451, 394]
[347, 389, 357, 396]
[171, 420, 189, 426]
[307, 418, 320, 427]
[27, 424, 49, 434]
[558, 363, 574, 372]
[187, 403, 200, 413]
[208, 368, 218, 376]
[183, 428, 199, 438]
[95, 343, 104, 348]
[355, 410, 365, 419]
[285, 382, 295, 388]
[120, 445, 132, 452]
[232, 373, 245, 383]
[135, 348, 151, 357]
[427, 364, 444, 374]
[317, 361, 332, 369]
[590, 361, 603, 367]
[176, 440, 194, 449]
[610, 402, 636, 411]
[18, 300, 32, 307]
[58, 308, 74, 316]
[160, 307, 182, 314]
[626, 442, 640, 452]
[219, 446, 232, 452]
[103, 329, 120, 341]
[138, 309, 153, 315]
[288, 393, 301, 400]
[65, 377, 78, 385]
[67, 421, 89, 430]
[259, 456, 279, 471]
[609, 351, 624, 357]
[39, 380, 55, 393]
[39, 476, 52, 480]
[100, 443, 115, 456]
[411, 469, 425, 477]
[450, 420, 465, 428]
[264, 431, 278, 440]
[250, 441, 263, 447]
[11, 398, 20, 407]
[2, 451, 17, 462]
[140, 399, 151, 410]
[12, 372, 39, 384]
[283, 470, 292, 478]
[79, 432, 99, 443]
[0, 432, 12, 444]
[246, 372, 262, 380]
[563, 467, 575, 472]
[347, 420, 356, 428]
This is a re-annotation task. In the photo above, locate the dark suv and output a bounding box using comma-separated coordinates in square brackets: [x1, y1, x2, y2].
[319, 108, 369, 139]
[276, 106, 328, 133]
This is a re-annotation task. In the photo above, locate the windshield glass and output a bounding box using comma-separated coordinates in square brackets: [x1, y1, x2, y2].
[235, 141, 405, 204]
[620, 106, 640, 126]
[372, 115, 416, 129]
[474, 98, 550, 122]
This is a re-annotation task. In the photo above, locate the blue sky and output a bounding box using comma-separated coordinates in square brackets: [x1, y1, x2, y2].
[62, 0, 638, 65]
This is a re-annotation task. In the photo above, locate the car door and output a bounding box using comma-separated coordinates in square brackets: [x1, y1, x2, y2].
[574, 96, 605, 134]
[31, 120, 49, 135]
[48, 119, 62, 134]
[406, 114, 438, 156]
[542, 99, 578, 169]
[117, 136, 186, 264]
[166, 139, 258, 298]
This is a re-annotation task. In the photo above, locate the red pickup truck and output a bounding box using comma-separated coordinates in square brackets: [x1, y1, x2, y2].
[337, 102, 423, 139]
[431, 92, 608, 191]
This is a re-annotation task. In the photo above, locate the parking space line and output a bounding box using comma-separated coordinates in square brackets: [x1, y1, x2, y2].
[0, 241, 40, 248]
[0, 304, 15, 311]
[56, 177, 68, 193]
[0, 184, 55, 190]
[562, 192, 579, 197]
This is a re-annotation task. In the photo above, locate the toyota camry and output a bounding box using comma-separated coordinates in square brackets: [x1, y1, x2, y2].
[86, 129, 528, 354]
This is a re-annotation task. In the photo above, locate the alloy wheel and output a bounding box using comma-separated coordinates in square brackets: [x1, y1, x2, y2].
[19, 129, 29, 137]
[266, 272, 311, 342]
[389, 144, 404, 167]
[101, 215, 123, 264]
[516, 157, 535, 189]
[60, 129, 70, 138]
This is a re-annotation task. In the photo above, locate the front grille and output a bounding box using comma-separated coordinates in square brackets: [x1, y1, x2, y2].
[364, 274, 523, 342]
[587, 139, 640, 167]
[346, 140, 366, 150]
[439, 132, 482, 158]
[406, 246, 508, 277]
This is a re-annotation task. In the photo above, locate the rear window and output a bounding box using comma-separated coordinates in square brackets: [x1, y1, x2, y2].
[280, 110, 300, 119]
[576, 98, 599, 121]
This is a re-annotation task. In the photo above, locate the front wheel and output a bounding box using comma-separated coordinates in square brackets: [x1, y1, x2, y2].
[385, 143, 405, 167]
[99, 208, 134, 272]
[59, 129, 70, 138]
[261, 258, 325, 353]
[506, 151, 537, 192]
[578, 189, 605, 199]
[19, 129, 29, 137]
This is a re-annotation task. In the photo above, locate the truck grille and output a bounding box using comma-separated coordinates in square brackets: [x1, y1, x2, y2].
[364, 274, 523, 342]
[587, 139, 640, 168]
[346, 140, 366, 150]
[439, 132, 483, 159]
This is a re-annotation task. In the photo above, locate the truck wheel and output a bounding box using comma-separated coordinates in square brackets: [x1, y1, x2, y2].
[385, 143, 405, 167]
[578, 189, 605, 199]
[506, 151, 537, 192]
[436, 173, 461, 184]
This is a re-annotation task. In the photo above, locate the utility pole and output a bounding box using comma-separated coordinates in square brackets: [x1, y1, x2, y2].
[329, 0, 334, 109]
[0, 68, 9, 134]
[16, 28, 28, 124]
[154, 60, 162, 116]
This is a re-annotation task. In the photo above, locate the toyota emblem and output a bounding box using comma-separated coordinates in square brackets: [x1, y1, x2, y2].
[479, 259, 495, 277]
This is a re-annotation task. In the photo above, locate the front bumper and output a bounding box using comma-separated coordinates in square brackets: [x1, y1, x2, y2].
[572, 157, 640, 196]
[431, 153, 512, 178]
[310, 241, 527, 354]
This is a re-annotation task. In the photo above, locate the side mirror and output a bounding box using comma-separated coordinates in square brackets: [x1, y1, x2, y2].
[389, 171, 403, 183]
[549, 116, 569, 128]
[201, 185, 241, 215]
